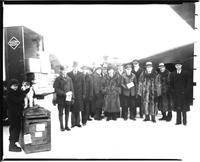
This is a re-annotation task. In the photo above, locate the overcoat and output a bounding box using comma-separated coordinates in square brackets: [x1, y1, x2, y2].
[93, 72, 105, 108]
[132, 67, 144, 107]
[102, 73, 120, 113]
[68, 71, 86, 112]
[170, 70, 190, 112]
[121, 73, 137, 96]
[132, 67, 144, 85]
[84, 73, 93, 101]
[138, 70, 161, 115]
[53, 75, 75, 104]
[158, 69, 173, 112]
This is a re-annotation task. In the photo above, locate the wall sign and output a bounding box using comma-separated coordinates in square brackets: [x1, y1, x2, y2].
[8, 36, 20, 50]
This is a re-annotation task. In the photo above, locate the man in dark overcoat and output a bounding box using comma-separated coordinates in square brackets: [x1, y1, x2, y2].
[170, 61, 190, 125]
[53, 65, 74, 131]
[68, 61, 86, 128]
[81, 66, 94, 125]
[132, 60, 144, 118]
[158, 63, 173, 121]
[93, 66, 105, 120]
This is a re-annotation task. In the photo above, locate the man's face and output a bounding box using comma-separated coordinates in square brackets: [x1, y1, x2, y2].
[125, 68, 132, 75]
[60, 70, 67, 76]
[88, 69, 92, 75]
[175, 64, 182, 70]
[146, 66, 153, 73]
[159, 66, 166, 72]
[108, 69, 114, 77]
[96, 69, 102, 75]
[118, 66, 123, 73]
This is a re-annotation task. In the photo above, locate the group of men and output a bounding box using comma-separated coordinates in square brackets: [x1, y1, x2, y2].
[53, 59, 190, 132]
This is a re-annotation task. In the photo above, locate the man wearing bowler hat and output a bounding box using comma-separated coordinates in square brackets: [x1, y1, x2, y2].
[170, 61, 190, 125]
[68, 61, 86, 128]
[138, 62, 161, 123]
[132, 60, 144, 118]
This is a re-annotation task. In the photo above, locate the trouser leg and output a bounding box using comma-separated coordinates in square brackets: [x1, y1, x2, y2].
[64, 105, 70, 128]
[122, 106, 128, 120]
[182, 111, 187, 125]
[71, 112, 76, 127]
[58, 103, 64, 129]
[159, 111, 166, 120]
[81, 101, 88, 124]
[139, 97, 143, 118]
[130, 96, 136, 120]
[95, 107, 102, 120]
[123, 96, 129, 120]
[8, 111, 22, 143]
[176, 111, 182, 124]
[151, 115, 156, 123]
[75, 112, 81, 125]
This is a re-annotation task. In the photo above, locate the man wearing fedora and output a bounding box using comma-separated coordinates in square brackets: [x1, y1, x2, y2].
[53, 65, 74, 131]
[138, 62, 161, 123]
[170, 61, 190, 125]
[68, 61, 86, 128]
[121, 64, 137, 120]
[132, 60, 144, 118]
[157, 63, 173, 121]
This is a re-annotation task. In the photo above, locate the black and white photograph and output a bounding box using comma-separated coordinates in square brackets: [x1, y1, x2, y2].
[1, 1, 200, 161]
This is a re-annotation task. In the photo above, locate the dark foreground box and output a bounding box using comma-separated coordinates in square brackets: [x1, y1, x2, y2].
[19, 105, 51, 154]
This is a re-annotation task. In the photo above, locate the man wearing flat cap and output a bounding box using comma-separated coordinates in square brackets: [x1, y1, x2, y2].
[121, 64, 137, 120]
[157, 63, 173, 121]
[138, 62, 161, 123]
[53, 65, 75, 131]
[132, 59, 144, 118]
[170, 61, 190, 125]
[68, 61, 86, 128]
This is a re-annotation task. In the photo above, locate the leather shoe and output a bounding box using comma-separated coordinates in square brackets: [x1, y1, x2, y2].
[76, 124, 82, 128]
[60, 128, 65, 131]
[65, 127, 71, 131]
[9, 144, 22, 152]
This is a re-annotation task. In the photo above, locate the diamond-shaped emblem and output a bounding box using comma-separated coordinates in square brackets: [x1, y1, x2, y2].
[8, 36, 20, 50]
